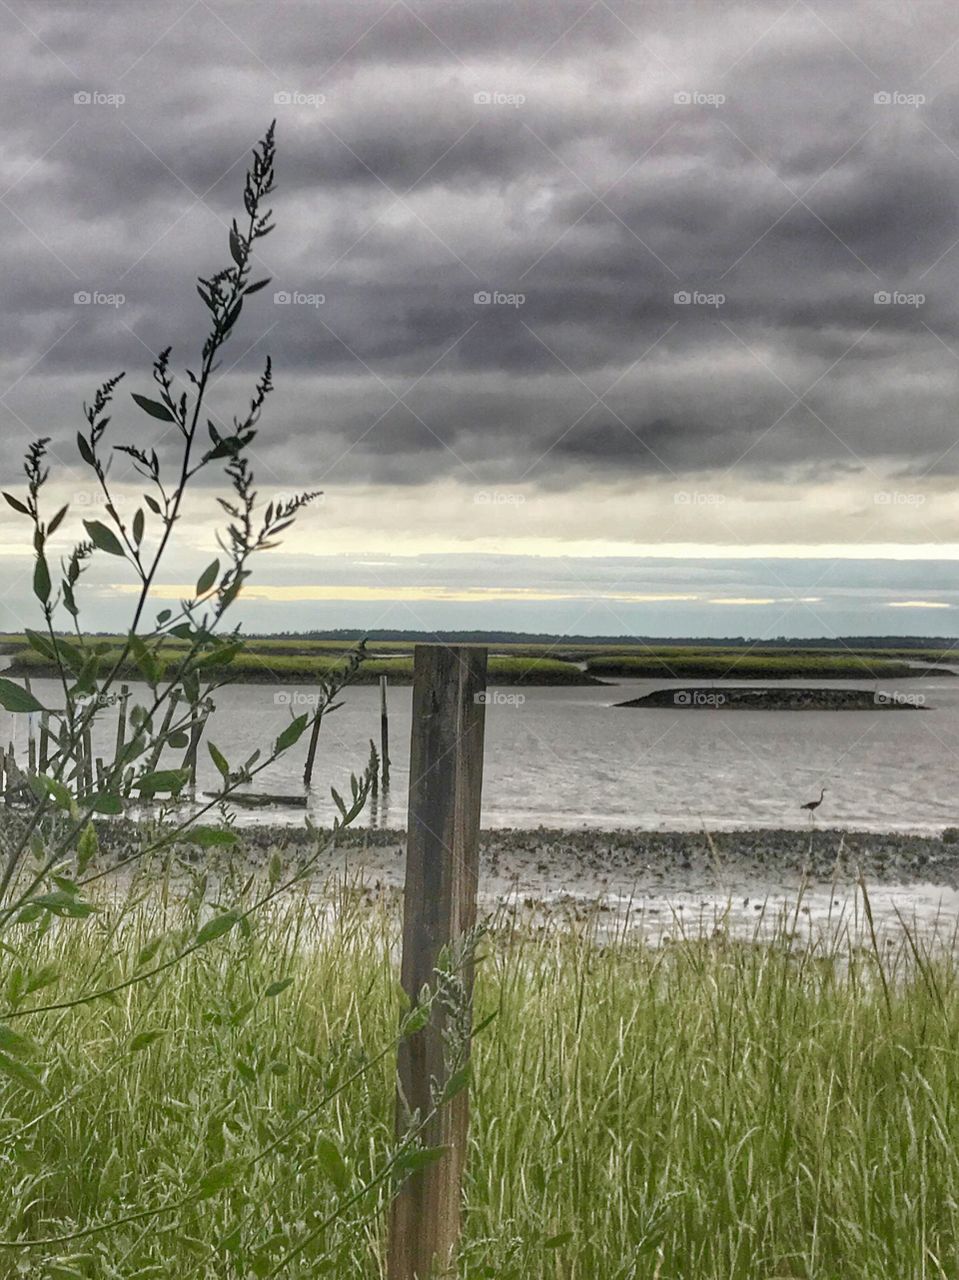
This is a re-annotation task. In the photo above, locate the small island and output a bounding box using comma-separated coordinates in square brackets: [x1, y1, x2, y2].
[616, 686, 929, 711]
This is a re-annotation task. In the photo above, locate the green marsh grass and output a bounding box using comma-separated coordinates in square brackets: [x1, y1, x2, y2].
[1, 645, 595, 687]
[2, 867, 959, 1277]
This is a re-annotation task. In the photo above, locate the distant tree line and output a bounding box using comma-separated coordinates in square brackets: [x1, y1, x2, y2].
[235, 630, 959, 648]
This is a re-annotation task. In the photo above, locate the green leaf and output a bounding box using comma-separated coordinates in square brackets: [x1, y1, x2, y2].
[83, 520, 125, 557]
[264, 978, 293, 999]
[129, 633, 162, 685]
[76, 432, 96, 466]
[31, 774, 73, 812]
[0, 1025, 36, 1058]
[135, 769, 188, 797]
[195, 641, 241, 669]
[195, 909, 242, 947]
[439, 1063, 471, 1104]
[0, 1051, 43, 1093]
[400, 1003, 431, 1038]
[229, 227, 244, 267]
[195, 558, 220, 596]
[392, 1146, 448, 1179]
[76, 822, 99, 875]
[167, 731, 189, 749]
[129, 1029, 165, 1053]
[30, 891, 96, 919]
[315, 1136, 349, 1193]
[0, 678, 44, 714]
[222, 298, 243, 332]
[3, 492, 29, 516]
[132, 508, 145, 545]
[24, 628, 56, 660]
[196, 1157, 244, 1200]
[275, 714, 308, 753]
[208, 742, 230, 780]
[131, 392, 175, 423]
[183, 827, 237, 848]
[91, 793, 122, 815]
[25, 963, 59, 994]
[135, 937, 165, 969]
[25, 962, 58, 993]
[244, 277, 271, 295]
[33, 556, 51, 603]
[47, 504, 68, 536]
[544, 1232, 574, 1249]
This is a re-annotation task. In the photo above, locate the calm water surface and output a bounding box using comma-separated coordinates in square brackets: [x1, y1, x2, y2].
[11, 672, 959, 833]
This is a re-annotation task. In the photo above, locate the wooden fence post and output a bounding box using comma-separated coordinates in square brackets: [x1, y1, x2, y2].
[380, 673, 391, 791]
[387, 644, 487, 1280]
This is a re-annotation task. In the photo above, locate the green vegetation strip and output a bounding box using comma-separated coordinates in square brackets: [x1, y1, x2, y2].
[0, 646, 595, 686]
[1, 876, 958, 1277]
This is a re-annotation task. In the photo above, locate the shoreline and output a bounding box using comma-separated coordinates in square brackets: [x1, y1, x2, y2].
[88, 823, 959, 943]
[95, 823, 959, 888]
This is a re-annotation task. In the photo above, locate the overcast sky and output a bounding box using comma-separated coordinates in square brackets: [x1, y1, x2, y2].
[2, 0, 959, 636]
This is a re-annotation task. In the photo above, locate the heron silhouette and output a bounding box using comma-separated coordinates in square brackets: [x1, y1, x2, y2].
[800, 787, 826, 815]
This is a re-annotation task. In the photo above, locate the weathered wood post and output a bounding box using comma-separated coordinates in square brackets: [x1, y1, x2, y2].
[387, 644, 487, 1280]
[38, 713, 50, 773]
[380, 673, 391, 791]
[113, 684, 130, 763]
[145, 689, 180, 774]
[24, 677, 36, 775]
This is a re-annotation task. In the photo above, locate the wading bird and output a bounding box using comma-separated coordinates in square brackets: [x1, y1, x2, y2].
[800, 787, 826, 814]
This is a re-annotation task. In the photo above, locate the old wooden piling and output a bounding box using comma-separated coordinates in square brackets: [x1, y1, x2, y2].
[380, 673, 391, 791]
[387, 644, 487, 1280]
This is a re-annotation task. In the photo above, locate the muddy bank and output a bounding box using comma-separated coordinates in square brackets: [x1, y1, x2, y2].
[88, 822, 959, 886]
[616, 687, 927, 711]
[79, 823, 959, 945]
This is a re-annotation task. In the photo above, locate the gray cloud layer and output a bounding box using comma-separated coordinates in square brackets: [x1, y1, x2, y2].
[3, 0, 959, 502]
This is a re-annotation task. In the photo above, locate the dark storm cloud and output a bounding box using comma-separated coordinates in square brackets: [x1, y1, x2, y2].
[4, 0, 959, 491]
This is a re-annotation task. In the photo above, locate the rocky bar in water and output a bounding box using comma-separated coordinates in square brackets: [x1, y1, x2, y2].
[616, 686, 928, 711]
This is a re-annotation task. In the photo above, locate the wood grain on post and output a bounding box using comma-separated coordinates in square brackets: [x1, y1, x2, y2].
[388, 644, 487, 1280]
[380, 674, 391, 791]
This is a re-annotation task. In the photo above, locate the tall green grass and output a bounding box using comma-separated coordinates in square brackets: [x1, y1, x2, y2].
[2, 868, 959, 1278]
